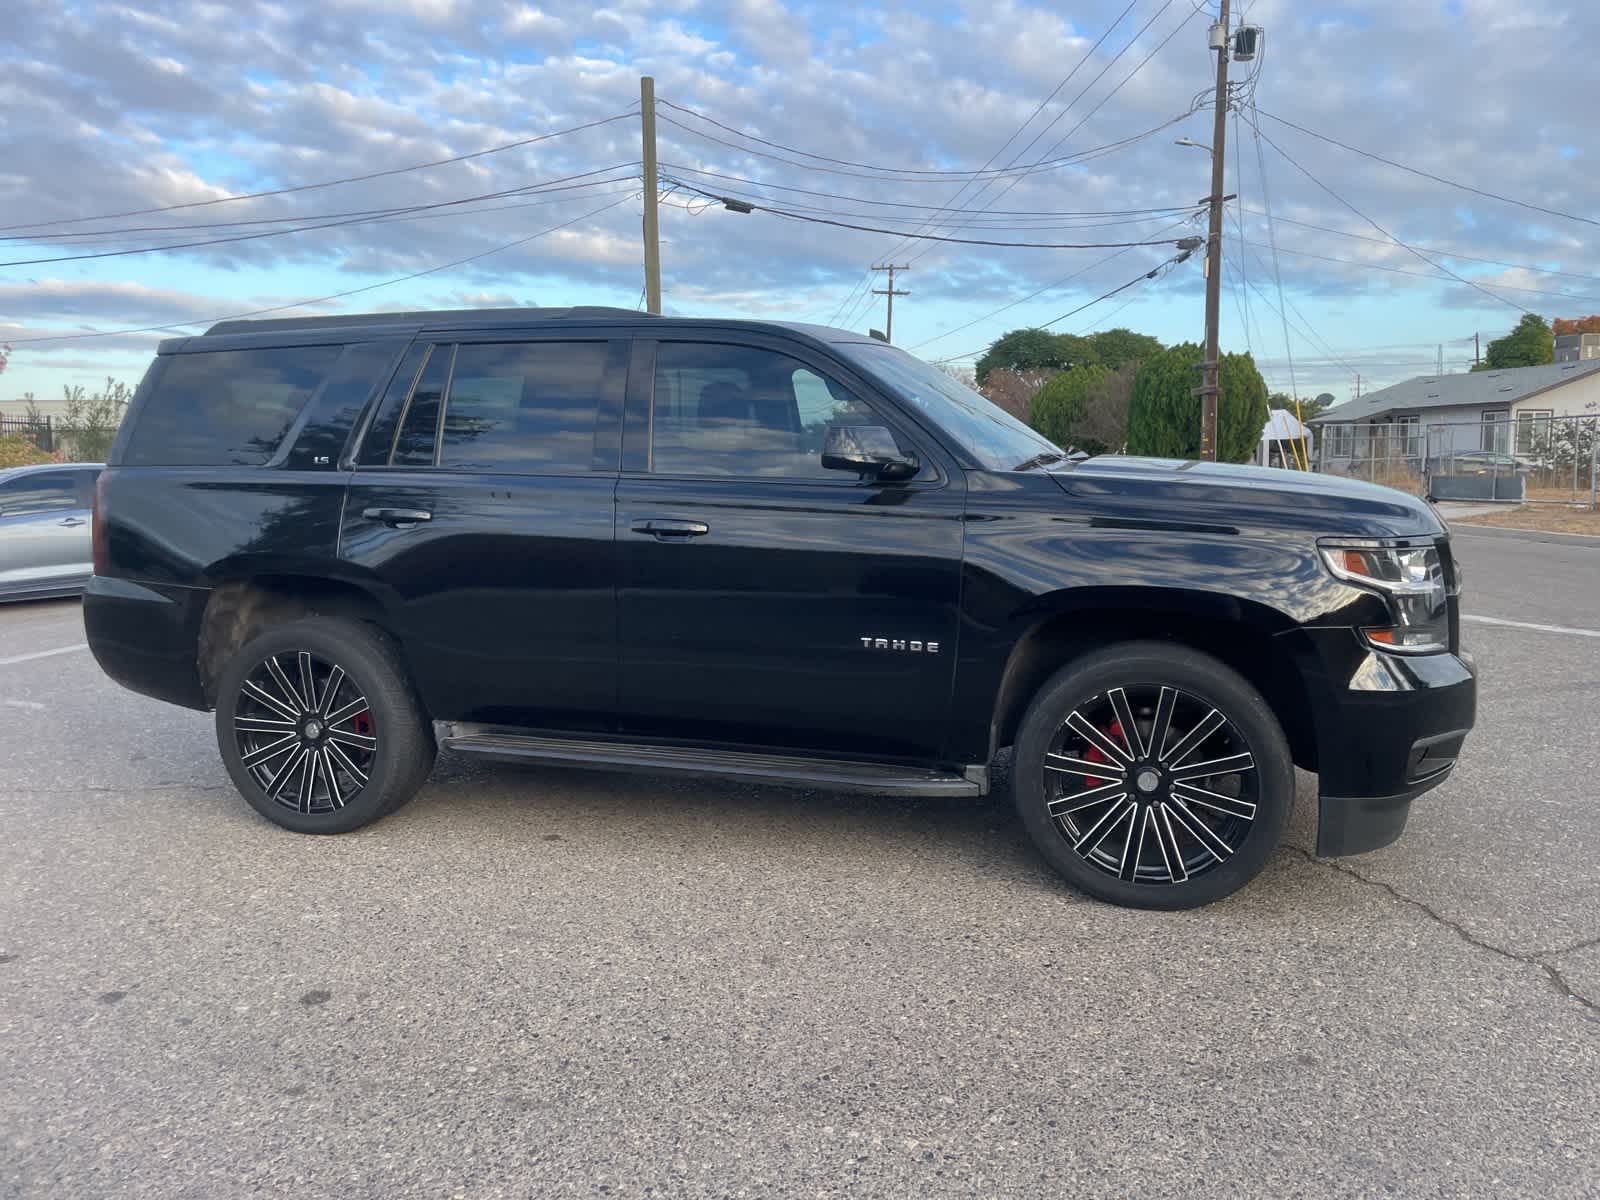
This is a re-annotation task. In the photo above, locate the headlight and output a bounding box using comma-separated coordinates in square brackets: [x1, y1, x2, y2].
[1319, 541, 1449, 654]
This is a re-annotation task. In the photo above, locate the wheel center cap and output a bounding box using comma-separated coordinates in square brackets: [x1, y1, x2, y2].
[303, 719, 323, 740]
[1135, 768, 1161, 794]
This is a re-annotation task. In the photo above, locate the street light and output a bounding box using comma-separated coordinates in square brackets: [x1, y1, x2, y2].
[1174, 137, 1214, 155]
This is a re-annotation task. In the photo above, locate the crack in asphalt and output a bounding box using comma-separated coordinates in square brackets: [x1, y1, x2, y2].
[1284, 844, 1600, 1021]
[1530, 932, 1600, 959]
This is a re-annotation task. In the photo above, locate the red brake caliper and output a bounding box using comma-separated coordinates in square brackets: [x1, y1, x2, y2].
[1079, 720, 1124, 786]
[352, 711, 373, 738]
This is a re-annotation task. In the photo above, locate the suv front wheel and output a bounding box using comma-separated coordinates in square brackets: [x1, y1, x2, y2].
[1013, 641, 1293, 909]
[214, 616, 435, 834]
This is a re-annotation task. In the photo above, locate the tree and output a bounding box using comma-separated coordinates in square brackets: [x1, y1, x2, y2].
[974, 327, 1097, 384]
[58, 377, 130, 463]
[21, 393, 44, 424]
[1073, 362, 1138, 455]
[1084, 328, 1162, 372]
[1472, 314, 1553, 371]
[1029, 365, 1108, 449]
[980, 366, 1059, 421]
[1126, 342, 1269, 463]
[1027, 362, 1139, 456]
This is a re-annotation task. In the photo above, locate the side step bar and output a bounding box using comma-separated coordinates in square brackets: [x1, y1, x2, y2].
[438, 723, 987, 798]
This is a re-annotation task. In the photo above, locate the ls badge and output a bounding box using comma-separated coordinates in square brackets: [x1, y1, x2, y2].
[859, 636, 940, 654]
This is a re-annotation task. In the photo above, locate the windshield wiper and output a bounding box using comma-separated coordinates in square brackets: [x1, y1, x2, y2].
[1013, 451, 1068, 472]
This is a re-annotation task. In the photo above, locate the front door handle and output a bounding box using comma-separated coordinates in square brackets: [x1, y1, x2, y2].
[363, 507, 433, 527]
[630, 519, 709, 540]
[58, 517, 87, 527]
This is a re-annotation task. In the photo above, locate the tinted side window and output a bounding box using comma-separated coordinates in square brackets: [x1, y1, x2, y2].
[122, 347, 340, 466]
[651, 343, 881, 478]
[0, 472, 77, 516]
[392, 345, 453, 467]
[440, 342, 608, 473]
[358, 343, 429, 467]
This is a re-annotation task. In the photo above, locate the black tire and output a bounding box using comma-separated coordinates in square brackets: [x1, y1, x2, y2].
[214, 616, 434, 834]
[1012, 641, 1292, 910]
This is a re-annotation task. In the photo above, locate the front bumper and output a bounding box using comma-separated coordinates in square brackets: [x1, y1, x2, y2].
[1288, 629, 1477, 856]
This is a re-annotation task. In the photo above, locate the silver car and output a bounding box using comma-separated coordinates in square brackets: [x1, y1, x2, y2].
[0, 463, 103, 602]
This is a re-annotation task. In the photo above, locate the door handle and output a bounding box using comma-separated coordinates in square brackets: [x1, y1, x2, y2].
[630, 519, 709, 540]
[58, 517, 87, 527]
[363, 507, 433, 527]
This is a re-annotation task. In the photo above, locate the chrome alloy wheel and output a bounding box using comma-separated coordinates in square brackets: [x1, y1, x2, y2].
[232, 651, 377, 814]
[1043, 685, 1258, 885]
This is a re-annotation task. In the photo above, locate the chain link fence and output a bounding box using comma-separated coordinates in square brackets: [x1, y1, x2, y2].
[1315, 413, 1599, 509]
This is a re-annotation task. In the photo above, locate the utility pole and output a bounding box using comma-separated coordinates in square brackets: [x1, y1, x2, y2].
[871, 264, 910, 343]
[1195, 0, 1232, 462]
[1355, 375, 1362, 402]
[1473, 331, 1481, 367]
[640, 76, 662, 315]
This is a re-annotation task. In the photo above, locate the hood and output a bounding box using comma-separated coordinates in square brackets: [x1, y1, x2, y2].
[1047, 456, 1443, 539]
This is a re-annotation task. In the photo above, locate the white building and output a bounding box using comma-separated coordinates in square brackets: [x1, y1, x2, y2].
[1310, 360, 1600, 467]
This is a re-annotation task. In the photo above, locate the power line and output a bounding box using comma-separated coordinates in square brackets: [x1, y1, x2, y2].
[833, 0, 1155, 330]
[1246, 240, 1600, 306]
[1246, 103, 1300, 405]
[1255, 109, 1600, 231]
[861, 0, 1146, 275]
[6, 192, 639, 346]
[904, 217, 1196, 352]
[1236, 208, 1600, 285]
[0, 171, 642, 242]
[906, 1, 1205, 265]
[656, 111, 1177, 185]
[661, 189, 1196, 232]
[1251, 121, 1529, 314]
[0, 113, 638, 234]
[938, 250, 1194, 361]
[0, 166, 641, 268]
[664, 185, 1189, 249]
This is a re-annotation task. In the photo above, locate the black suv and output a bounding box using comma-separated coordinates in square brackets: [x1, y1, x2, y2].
[85, 307, 1476, 909]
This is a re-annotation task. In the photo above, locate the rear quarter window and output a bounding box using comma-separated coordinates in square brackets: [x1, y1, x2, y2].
[122, 346, 341, 466]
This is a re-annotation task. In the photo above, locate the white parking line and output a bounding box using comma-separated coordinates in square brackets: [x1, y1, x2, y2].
[3, 699, 46, 709]
[0, 643, 88, 667]
[1462, 614, 1600, 640]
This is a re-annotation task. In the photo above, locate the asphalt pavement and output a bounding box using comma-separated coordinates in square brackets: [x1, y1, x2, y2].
[2, 531, 1597, 1198]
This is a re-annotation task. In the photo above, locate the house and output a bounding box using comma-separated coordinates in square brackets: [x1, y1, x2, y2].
[1310, 359, 1600, 466]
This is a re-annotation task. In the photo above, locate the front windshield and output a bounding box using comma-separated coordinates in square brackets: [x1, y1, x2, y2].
[834, 342, 1064, 470]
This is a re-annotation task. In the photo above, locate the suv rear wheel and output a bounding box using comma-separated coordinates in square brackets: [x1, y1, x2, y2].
[1013, 641, 1293, 909]
[214, 616, 435, 834]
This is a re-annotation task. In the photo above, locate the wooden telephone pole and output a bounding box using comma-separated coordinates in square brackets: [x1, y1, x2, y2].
[871, 264, 910, 343]
[640, 76, 662, 315]
[1196, 0, 1232, 461]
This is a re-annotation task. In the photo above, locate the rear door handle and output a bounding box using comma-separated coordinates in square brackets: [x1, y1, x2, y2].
[363, 507, 432, 527]
[58, 517, 87, 527]
[630, 519, 709, 540]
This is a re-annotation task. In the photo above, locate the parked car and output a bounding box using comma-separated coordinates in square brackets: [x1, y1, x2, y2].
[85, 308, 1476, 910]
[0, 462, 102, 602]
[1425, 450, 1535, 477]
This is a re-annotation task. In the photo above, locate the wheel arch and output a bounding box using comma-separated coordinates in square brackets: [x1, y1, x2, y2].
[986, 588, 1318, 773]
[197, 569, 399, 706]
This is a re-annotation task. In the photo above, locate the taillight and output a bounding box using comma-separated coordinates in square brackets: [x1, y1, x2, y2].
[92, 472, 109, 575]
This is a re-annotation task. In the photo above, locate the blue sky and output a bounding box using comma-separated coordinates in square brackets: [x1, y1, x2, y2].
[3, 0, 1597, 409]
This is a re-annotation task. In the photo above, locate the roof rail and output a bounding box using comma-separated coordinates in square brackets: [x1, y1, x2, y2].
[203, 305, 654, 336]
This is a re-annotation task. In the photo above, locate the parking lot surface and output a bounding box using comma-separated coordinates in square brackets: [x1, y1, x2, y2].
[3, 531, 1597, 1198]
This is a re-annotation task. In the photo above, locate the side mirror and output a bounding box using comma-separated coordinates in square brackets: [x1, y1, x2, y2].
[821, 425, 919, 481]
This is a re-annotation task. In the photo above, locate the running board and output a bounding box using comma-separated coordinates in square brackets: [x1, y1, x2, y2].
[438, 724, 987, 797]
